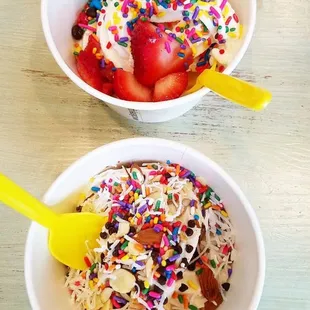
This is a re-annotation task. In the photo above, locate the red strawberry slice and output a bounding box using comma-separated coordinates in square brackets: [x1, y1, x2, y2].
[131, 20, 193, 87]
[76, 50, 102, 91]
[77, 11, 88, 25]
[113, 69, 152, 102]
[85, 34, 101, 54]
[153, 72, 188, 102]
[100, 61, 115, 82]
[102, 83, 114, 96]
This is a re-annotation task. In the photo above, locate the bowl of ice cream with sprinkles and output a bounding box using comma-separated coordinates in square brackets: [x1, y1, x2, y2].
[25, 138, 265, 310]
[41, 0, 256, 122]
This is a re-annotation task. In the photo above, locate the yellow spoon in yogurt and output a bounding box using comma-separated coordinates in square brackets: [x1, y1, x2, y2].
[0, 173, 107, 270]
[185, 65, 272, 111]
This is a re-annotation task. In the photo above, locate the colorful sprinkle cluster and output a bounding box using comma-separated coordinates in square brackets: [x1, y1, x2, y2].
[65, 161, 236, 310]
[72, 0, 241, 74]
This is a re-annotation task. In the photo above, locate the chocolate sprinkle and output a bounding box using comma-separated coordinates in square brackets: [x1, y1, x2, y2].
[100, 232, 108, 239]
[185, 228, 194, 236]
[179, 283, 189, 292]
[86, 7, 97, 18]
[180, 258, 188, 268]
[185, 244, 194, 253]
[188, 219, 196, 228]
[71, 25, 84, 40]
[174, 244, 183, 254]
[222, 282, 231, 291]
[158, 275, 167, 285]
[177, 271, 184, 280]
[188, 262, 196, 271]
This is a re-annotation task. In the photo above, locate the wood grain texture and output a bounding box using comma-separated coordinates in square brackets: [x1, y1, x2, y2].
[0, 0, 310, 309]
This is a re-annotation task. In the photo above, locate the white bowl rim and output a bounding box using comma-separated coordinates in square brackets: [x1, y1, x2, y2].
[24, 137, 265, 310]
[40, 0, 256, 111]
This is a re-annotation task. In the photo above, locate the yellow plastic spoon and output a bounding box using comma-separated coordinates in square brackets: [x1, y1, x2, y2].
[185, 69, 272, 111]
[0, 173, 107, 270]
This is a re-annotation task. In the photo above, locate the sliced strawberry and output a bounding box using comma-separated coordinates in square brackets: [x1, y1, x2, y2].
[84, 34, 101, 54]
[131, 20, 193, 87]
[153, 72, 188, 102]
[100, 61, 115, 82]
[113, 69, 152, 102]
[77, 11, 88, 25]
[76, 50, 102, 91]
[102, 83, 114, 96]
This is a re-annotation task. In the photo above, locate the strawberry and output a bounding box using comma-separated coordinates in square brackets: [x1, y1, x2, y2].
[153, 72, 188, 101]
[113, 69, 152, 102]
[77, 11, 88, 25]
[76, 50, 102, 91]
[102, 83, 114, 96]
[100, 61, 115, 82]
[84, 34, 101, 54]
[131, 20, 193, 86]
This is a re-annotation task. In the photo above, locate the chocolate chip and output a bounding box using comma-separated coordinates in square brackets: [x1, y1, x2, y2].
[112, 249, 119, 257]
[105, 222, 111, 230]
[174, 244, 183, 254]
[180, 258, 188, 268]
[179, 283, 188, 292]
[76, 205, 82, 212]
[100, 253, 105, 263]
[108, 226, 117, 235]
[129, 226, 136, 234]
[158, 275, 166, 285]
[177, 271, 183, 280]
[151, 250, 159, 260]
[157, 266, 166, 275]
[188, 262, 196, 271]
[100, 232, 108, 239]
[222, 282, 230, 291]
[71, 25, 84, 40]
[187, 220, 196, 228]
[137, 280, 144, 290]
[86, 7, 97, 18]
[185, 228, 194, 236]
[164, 298, 168, 305]
[185, 245, 194, 253]
[153, 285, 163, 294]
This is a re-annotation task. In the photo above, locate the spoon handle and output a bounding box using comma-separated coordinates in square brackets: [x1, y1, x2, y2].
[0, 173, 58, 228]
[197, 70, 272, 111]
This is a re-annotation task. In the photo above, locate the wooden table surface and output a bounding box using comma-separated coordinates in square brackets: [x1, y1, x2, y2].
[1, 0, 310, 309]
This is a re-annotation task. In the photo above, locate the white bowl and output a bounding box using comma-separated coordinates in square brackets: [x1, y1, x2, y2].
[41, 0, 256, 123]
[25, 138, 265, 310]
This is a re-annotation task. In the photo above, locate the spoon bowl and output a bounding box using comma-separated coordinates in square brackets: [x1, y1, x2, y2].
[0, 173, 107, 270]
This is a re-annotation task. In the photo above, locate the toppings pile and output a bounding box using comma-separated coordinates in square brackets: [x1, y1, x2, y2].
[71, 0, 241, 101]
[65, 161, 236, 310]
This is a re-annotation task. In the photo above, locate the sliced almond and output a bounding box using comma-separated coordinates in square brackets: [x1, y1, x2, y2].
[167, 203, 177, 215]
[127, 241, 143, 256]
[182, 198, 191, 207]
[145, 257, 154, 279]
[198, 266, 223, 309]
[133, 228, 163, 246]
[100, 287, 114, 303]
[128, 300, 145, 310]
[117, 222, 130, 237]
[147, 191, 161, 200]
[102, 299, 111, 310]
[110, 269, 136, 293]
[150, 175, 161, 183]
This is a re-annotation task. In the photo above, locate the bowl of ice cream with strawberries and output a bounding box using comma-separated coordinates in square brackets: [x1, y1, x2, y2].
[41, 0, 256, 122]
